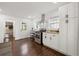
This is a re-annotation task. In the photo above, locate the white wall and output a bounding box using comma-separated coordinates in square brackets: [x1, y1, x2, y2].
[0, 14, 33, 43]
[14, 18, 32, 40]
[0, 14, 15, 43]
[0, 14, 5, 43]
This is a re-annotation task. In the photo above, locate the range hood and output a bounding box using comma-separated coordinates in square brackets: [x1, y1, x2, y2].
[40, 14, 45, 23]
[37, 14, 47, 32]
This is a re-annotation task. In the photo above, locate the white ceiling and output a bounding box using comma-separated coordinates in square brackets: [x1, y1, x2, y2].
[0, 2, 69, 18]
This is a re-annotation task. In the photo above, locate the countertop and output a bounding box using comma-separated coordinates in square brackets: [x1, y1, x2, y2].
[43, 30, 59, 34]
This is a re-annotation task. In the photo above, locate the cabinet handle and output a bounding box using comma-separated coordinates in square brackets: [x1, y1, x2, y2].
[45, 36, 46, 38]
[65, 14, 68, 18]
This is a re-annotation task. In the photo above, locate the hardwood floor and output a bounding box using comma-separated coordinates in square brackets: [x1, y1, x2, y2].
[0, 38, 65, 56]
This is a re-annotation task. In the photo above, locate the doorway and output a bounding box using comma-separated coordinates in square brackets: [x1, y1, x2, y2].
[4, 22, 13, 42]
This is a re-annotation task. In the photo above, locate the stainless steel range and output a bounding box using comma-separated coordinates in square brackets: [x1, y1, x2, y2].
[34, 29, 46, 45]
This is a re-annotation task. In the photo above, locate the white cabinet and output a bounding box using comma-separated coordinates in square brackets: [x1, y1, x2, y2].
[43, 3, 79, 56]
[67, 3, 79, 18]
[59, 3, 79, 18]
[59, 4, 68, 18]
[67, 3, 76, 17]
[59, 17, 79, 55]
[43, 33, 51, 47]
[50, 34, 59, 50]
[59, 3, 79, 55]
[59, 18, 68, 54]
[67, 18, 79, 55]
[43, 32, 59, 51]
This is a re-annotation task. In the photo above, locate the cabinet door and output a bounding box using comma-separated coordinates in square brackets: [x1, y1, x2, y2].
[43, 33, 51, 47]
[67, 18, 78, 55]
[59, 4, 68, 18]
[67, 3, 79, 18]
[51, 34, 59, 50]
[43, 33, 47, 45]
[46, 34, 52, 48]
[59, 3, 79, 18]
[59, 18, 68, 54]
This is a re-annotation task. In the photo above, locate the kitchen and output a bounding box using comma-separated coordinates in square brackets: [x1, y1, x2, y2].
[0, 2, 79, 56]
[30, 2, 79, 56]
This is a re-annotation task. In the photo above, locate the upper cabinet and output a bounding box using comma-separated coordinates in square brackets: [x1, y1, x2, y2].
[59, 4, 68, 18]
[67, 3, 79, 18]
[59, 3, 79, 18]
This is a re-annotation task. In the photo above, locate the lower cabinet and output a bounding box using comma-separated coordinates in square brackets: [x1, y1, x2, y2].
[50, 34, 59, 50]
[43, 32, 59, 51]
[43, 32, 69, 55]
[43, 32, 78, 56]
[43, 33, 51, 47]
